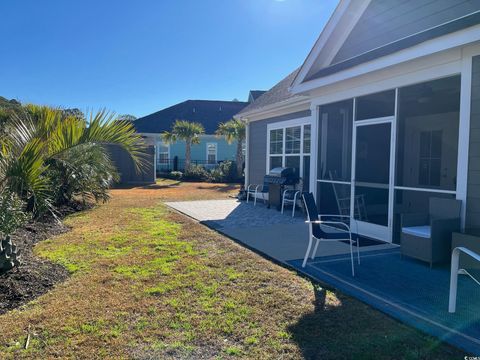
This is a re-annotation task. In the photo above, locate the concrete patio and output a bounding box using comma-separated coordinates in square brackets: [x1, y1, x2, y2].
[166, 199, 480, 355]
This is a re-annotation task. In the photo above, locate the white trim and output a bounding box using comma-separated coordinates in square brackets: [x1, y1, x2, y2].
[457, 47, 476, 229]
[235, 98, 311, 122]
[245, 122, 250, 187]
[310, 106, 319, 195]
[352, 117, 394, 242]
[318, 179, 351, 186]
[156, 141, 170, 166]
[266, 117, 313, 188]
[393, 186, 457, 195]
[292, 25, 480, 94]
[292, 0, 372, 87]
[206, 142, 218, 164]
[309, 50, 462, 107]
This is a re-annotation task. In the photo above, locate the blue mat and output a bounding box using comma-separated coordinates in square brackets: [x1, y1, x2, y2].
[288, 248, 480, 355]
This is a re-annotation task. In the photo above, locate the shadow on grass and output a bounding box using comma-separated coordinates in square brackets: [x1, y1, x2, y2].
[287, 282, 462, 359]
[114, 181, 181, 190]
[196, 184, 239, 193]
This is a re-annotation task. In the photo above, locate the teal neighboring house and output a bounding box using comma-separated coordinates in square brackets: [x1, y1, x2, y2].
[134, 94, 263, 172]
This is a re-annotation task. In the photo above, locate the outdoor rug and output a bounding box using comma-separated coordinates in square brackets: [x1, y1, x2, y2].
[288, 248, 480, 355]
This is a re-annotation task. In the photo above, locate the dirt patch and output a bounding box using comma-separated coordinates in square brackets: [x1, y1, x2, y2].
[0, 212, 77, 315]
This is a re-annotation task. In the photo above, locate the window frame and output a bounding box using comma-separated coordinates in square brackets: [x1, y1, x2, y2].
[266, 117, 313, 179]
[206, 142, 218, 164]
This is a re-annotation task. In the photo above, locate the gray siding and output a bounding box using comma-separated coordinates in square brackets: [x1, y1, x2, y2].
[467, 55, 480, 228]
[248, 110, 311, 185]
[106, 144, 155, 185]
[333, 0, 480, 64]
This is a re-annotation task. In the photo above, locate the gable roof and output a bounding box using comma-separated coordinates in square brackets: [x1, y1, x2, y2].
[134, 100, 249, 134]
[293, 0, 480, 86]
[248, 90, 266, 102]
[237, 68, 302, 115]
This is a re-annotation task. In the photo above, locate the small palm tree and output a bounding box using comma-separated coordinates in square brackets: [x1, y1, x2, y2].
[162, 120, 205, 170]
[0, 107, 147, 215]
[216, 118, 246, 177]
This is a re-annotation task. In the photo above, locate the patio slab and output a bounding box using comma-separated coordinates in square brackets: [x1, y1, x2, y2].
[166, 199, 392, 261]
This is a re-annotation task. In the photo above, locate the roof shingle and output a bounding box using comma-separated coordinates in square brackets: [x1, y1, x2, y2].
[134, 100, 249, 134]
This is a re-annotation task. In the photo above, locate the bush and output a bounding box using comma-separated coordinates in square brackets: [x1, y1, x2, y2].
[208, 161, 237, 183]
[183, 165, 209, 181]
[0, 190, 29, 272]
[169, 171, 183, 180]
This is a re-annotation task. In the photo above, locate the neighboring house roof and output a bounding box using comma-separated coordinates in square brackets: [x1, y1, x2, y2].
[237, 68, 302, 115]
[293, 0, 480, 86]
[134, 100, 249, 134]
[248, 90, 266, 102]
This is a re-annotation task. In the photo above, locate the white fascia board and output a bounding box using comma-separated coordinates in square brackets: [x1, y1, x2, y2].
[236, 97, 311, 123]
[307, 47, 463, 107]
[292, 0, 355, 87]
[292, 25, 480, 95]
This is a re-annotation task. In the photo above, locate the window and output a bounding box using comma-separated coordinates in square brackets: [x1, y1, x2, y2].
[303, 125, 311, 154]
[207, 143, 217, 164]
[269, 129, 283, 154]
[157, 143, 169, 165]
[285, 126, 301, 154]
[267, 122, 311, 179]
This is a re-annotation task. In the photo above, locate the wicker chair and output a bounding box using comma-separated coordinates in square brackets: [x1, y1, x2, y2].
[401, 197, 461, 267]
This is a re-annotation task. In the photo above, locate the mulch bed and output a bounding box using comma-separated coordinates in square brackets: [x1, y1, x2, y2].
[0, 204, 88, 315]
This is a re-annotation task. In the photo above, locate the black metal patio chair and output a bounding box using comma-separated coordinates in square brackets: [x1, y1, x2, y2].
[301, 192, 360, 276]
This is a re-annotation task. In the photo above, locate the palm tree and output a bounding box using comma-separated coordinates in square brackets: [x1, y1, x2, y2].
[216, 118, 246, 177]
[162, 120, 205, 170]
[0, 106, 147, 215]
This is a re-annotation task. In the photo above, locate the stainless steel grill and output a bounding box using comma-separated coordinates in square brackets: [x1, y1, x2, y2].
[264, 167, 299, 210]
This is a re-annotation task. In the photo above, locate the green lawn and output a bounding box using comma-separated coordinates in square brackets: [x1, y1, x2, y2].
[0, 182, 464, 359]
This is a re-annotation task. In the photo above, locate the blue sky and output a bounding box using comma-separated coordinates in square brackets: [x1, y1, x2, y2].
[0, 0, 338, 117]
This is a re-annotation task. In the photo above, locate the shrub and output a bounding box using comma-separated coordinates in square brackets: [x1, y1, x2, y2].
[0, 191, 30, 272]
[207, 161, 237, 183]
[183, 165, 209, 181]
[169, 171, 183, 180]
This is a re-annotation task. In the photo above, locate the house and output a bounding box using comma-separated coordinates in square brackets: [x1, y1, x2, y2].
[237, 0, 480, 244]
[134, 99, 250, 172]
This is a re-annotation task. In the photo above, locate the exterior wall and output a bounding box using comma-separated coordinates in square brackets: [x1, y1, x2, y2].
[332, 0, 480, 64]
[140, 133, 237, 163]
[106, 144, 155, 184]
[169, 135, 237, 162]
[467, 55, 480, 228]
[247, 110, 311, 185]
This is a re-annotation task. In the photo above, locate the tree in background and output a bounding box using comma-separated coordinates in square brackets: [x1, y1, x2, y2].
[117, 114, 137, 122]
[216, 118, 246, 178]
[162, 120, 205, 170]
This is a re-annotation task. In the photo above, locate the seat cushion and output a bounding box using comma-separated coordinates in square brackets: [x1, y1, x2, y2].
[402, 225, 431, 239]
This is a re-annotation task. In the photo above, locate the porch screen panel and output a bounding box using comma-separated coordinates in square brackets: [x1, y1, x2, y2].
[356, 90, 395, 120]
[317, 99, 353, 182]
[317, 99, 353, 214]
[396, 76, 460, 192]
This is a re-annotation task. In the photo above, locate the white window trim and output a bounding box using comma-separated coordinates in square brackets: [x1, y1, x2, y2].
[156, 141, 170, 165]
[206, 142, 218, 164]
[266, 117, 313, 184]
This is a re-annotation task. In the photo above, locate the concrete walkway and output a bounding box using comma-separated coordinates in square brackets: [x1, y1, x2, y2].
[165, 199, 394, 262]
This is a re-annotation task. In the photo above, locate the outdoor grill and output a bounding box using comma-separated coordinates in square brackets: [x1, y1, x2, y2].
[264, 167, 299, 210]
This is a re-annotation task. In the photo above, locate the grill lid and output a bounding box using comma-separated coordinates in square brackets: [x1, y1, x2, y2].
[268, 167, 296, 178]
